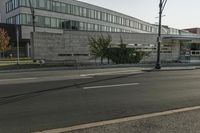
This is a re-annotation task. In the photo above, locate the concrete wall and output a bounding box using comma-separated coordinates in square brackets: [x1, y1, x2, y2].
[0, 0, 7, 23]
[33, 31, 181, 63]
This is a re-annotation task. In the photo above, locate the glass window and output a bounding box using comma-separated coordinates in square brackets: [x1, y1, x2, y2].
[101, 12, 106, 21]
[51, 18, 57, 28]
[94, 24, 98, 31]
[119, 17, 122, 25]
[111, 15, 114, 23]
[59, 19, 65, 29]
[79, 7, 83, 16]
[29, 0, 37, 8]
[107, 14, 111, 22]
[80, 22, 85, 30]
[111, 27, 115, 32]
[27, 14, 32, 25]
[20, 0, 26, 6]
[114, 16, 117, 23]
[74, 6, 79, 16]
[8, 1, 13, 11]
[86, 8, 89, 17]
[83, 8, 87, 17]
[91, 10, 94, 18]
[106, 26, 111, 32]
[45, 17, 51, 27]
[56, 19, 61, 28]
[16, 15, 20, 24]
[94, 10, 97, 19]
[71, 21, 80, 30]
[46, 0, 52, 10]
[89, 9, 94, 18]
[14, 0, 19, 8]
[39, 0, 46, 9]
[87, 23, 92, 31]
[56, 2, 61, 12]
[126, 19, 130, 26]
[70, 5, 75, 14]
[20, 14, 27, 24]
[61, 3, 66, 13]
[6, 2, 9, 12]
[97, 11, 101, 20]
[52, 1, 56, 11]
[66, 4, 70, 14]
[37, 16, 45, 27]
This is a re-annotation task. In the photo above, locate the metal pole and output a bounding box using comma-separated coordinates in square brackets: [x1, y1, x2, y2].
[155, 0, 167, 69]
[29, 0, 35, 58]
[32, 10, 36, 32]
[29, 0, 35, 32]
[16, 26, 20, 65]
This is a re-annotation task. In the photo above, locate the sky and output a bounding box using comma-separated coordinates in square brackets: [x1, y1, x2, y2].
[79, 0, 200, 29]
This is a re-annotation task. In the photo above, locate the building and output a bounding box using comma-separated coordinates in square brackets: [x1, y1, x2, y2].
[1, 0, 182, 39]
[185, 28, 200, 35]
[0, 0, 200, 63]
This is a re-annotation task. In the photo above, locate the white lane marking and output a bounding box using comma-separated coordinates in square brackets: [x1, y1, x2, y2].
[33, 105, 200, 133]
[83, 83, 140, 90]
[80, 70, 142, 77]
[0, 77, 37, 82]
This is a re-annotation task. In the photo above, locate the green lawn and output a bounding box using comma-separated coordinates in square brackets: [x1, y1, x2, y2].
[0, 59, 39, 70]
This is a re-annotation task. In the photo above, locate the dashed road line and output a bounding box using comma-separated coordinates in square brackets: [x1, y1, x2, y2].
[80, 70, 142, 77]
[83, 83, 140, 90]
[0, 77, 37, 82]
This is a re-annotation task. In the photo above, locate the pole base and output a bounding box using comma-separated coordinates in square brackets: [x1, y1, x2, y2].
[155, 64, 161, 69]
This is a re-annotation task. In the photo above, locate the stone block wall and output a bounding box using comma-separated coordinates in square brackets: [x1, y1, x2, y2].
[33, 31, 181, 63]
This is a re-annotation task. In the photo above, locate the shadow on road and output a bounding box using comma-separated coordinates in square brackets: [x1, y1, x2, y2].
[0, 73, 143, 106]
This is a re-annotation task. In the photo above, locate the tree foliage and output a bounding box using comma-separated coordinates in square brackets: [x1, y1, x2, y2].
[0, 28, 10, 53]
[88, 34, 112, 64]
[89, 35, 147, 64]
[107, 48, 147, 64]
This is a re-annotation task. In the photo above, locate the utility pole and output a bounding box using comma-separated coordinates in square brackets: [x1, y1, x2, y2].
[29, 0, 35, 32]
[16, 25, 20, 65]
[29, 0, 35, 59]
[155, 0, 167, 69]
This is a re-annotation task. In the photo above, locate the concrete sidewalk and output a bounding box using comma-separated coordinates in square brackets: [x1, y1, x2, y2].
[67, 108, 200, 133]
[0, 63, 199, 73]
[36, 107, 200, 133]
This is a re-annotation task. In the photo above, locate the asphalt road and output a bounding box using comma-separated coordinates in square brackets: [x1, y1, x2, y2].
[1, 69, 200, 133]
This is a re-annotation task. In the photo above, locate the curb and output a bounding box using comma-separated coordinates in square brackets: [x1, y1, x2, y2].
[0, 65, 199, 74]
[33, 106, 200, 133]
[143, 67, 197, 72]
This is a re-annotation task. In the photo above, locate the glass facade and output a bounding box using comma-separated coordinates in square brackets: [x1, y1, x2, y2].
[6, 0, 157, 33]
[7, 14, 132, 32]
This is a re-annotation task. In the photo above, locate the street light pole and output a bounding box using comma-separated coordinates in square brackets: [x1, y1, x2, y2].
[16, 26, 20, 65]
[28, 0, 35, 59]
[29, 0, 35, 32]
[155, 0, 167, 69]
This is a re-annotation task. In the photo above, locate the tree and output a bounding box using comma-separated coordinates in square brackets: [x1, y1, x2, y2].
[88, 34, 112, 64]
[0, 28, 10, 58]
[107, 37, 148, 64]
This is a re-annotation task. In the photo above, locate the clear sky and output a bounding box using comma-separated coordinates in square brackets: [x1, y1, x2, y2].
[79, 0, 200, 29]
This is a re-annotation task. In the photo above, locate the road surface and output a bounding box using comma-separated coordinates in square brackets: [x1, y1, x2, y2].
[0, 68, 200, 133]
